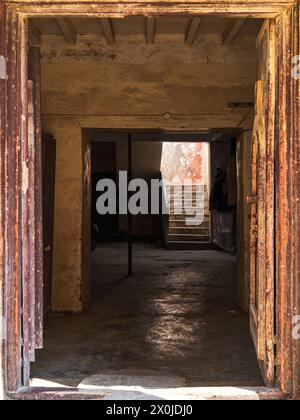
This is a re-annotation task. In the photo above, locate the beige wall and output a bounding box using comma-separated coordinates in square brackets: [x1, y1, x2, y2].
[41, 121, 84, 312]
[41, 32, 257, 312]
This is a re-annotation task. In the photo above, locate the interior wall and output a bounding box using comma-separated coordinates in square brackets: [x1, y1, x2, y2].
[41, 31, 258, 312]
[210, 130, 252, 312]
[111, 140, 163, 177]
[42, 121, 84, 312]
[210, 140, 233, 251]
[91, 142, 117, 173]
[117, 140, 163, 234]
[91, 139, 163, 237]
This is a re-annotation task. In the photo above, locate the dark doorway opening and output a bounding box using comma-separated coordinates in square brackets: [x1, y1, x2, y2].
[91, 142, 119, 244]
[30, 129, 263, 390]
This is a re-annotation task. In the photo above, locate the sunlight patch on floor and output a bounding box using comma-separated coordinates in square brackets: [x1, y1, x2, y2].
[30, 375, 276, 400]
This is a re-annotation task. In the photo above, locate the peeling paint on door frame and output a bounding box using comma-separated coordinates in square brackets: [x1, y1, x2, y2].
[0, 0, 299, 399]
[0, 56, 6, 80]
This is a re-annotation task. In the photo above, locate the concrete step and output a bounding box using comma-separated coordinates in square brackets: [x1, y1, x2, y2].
[169, 208, 210, 215]
[166, 185, 208, 190]
[168, 204, 209, 209]
[165, 183, 211, 244]
[169, 207, 209, 213]
[169, 200, 209, 206]
[169, 214, 210, 221]
[168, 193, 208, 199]
[169, 227, 210, 235]
[167, 188, 209, 197]
[166, 241, 213, 250]
[169, 220, 210, 228]
[168, 188, 207, 193]
[167, 233, 210, 242]
[169, 224, 210, 229]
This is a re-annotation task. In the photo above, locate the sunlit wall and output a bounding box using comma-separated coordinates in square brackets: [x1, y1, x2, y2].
[161, 142, 210, 186]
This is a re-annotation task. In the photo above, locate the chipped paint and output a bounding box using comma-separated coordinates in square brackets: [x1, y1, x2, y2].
[0, 0, 299, 401]
[22, 161, 29, 194]
[0, 55, 6, 79]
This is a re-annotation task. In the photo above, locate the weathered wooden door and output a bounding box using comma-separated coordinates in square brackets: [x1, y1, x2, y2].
[22, 46, 56, 387]
[42, 133, 56, 316]
[249, 20, 276, 386]
[22, 47, 44, 385]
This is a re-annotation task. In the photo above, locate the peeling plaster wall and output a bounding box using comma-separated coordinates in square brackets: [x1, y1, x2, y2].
[42, 120, 84, 312]
[41, 33, 257, 312]
[41, 34, 257, 119]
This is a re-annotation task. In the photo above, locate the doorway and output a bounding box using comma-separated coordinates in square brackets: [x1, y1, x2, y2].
[30, 16, 271, 390]
[91, 141, 119, 243]
[0, 1, 298, 398]
[30, 128, 264, 390]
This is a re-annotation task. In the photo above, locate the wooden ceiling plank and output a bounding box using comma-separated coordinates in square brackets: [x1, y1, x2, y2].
[100, 18, 115, 45]
[146, 17, 155, 44]
[185, 17, 201, 45]
[222, 18, 247, 45]
[56, 18, 77, 44]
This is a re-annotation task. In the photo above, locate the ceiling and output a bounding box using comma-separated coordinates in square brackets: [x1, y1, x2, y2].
[29, 16, 263, 46]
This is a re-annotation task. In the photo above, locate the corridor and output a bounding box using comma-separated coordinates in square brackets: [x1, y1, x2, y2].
[31, 244, 262, 389]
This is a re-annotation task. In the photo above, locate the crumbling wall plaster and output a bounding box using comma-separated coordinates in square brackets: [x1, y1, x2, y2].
[42, 120, 84, 312]
[41, 33, 257, 64]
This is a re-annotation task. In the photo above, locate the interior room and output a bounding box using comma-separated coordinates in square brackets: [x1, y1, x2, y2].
[27, 15, 265, 392]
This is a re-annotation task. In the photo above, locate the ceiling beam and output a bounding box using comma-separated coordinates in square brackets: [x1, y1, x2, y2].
[222, 18, 247, 45]
[100, 18, 115, 45]
[146, 17, 155, 44]
[185, 18, 201, 45]
[28, 21, 41, 46]
[56, 18, 77, 44]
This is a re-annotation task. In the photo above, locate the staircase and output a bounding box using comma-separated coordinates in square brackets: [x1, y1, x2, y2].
[164, 184, 211, 250]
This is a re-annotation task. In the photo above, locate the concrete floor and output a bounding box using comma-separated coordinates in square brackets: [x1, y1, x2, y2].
[31, 243, 263, 389]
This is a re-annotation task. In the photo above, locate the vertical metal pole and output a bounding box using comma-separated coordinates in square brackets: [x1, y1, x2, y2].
[128, 133, 133, 276]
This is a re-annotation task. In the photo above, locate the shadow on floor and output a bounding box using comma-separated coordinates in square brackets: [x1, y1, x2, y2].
[31, 243, 263, 388]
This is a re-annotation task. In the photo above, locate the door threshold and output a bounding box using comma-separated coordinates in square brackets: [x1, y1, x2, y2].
[8, 385, 287, 400]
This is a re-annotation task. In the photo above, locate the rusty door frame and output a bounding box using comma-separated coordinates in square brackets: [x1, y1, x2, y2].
[0, 0, 299, 399]
[248, 20, 277, 387]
